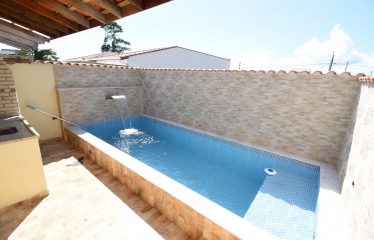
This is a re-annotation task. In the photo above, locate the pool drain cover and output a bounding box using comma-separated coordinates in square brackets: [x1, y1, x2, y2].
[264, 168, 277, 176]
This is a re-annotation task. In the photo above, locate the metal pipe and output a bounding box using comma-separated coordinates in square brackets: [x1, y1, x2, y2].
[26, 105, 87, 130]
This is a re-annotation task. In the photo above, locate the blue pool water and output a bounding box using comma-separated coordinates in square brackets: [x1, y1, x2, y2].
[84, 115, 320, 240]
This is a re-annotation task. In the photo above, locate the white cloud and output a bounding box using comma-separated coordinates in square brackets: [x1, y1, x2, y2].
[238, 24, 374, 75]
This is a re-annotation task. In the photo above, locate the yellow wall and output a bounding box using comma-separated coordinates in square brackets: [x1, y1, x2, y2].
[11, 64, 62, 141]
[0, 137, 48, 208]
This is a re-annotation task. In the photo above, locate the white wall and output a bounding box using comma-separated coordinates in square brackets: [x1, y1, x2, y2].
[128, 47, 230, 69]
[96, 59, 128, 66]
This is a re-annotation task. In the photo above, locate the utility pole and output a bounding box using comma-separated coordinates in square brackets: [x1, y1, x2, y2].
[328, 52, 335, 71]
[344, 61, 349, 72]
[238, 61, 241, 70]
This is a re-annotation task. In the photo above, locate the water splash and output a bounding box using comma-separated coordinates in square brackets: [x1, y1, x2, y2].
[113, 130, 159, 154]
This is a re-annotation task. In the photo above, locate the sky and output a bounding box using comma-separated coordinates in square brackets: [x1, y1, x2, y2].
[1, 0, 374, 74]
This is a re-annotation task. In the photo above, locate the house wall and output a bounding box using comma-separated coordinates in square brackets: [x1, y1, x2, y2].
[0, 60, 19, 118]
[128, 47, 230, 69]
[141, 70, 360, 165]
[338, 81, 374, 240]
[0, 136, 48, 208]
[11, 64, 62, 141]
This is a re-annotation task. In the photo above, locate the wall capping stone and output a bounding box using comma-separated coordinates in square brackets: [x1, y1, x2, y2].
[26, 61, 368, 78]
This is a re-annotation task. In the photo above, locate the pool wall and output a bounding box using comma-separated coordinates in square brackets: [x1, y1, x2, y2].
[64, 126, 277, 240]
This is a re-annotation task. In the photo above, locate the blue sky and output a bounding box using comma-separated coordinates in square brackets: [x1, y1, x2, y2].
[1, 0, 374, 73]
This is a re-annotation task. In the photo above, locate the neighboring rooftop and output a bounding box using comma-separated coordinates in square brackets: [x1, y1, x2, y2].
[0, 49, 18, 56]
[65, 46, 230, 63]
[64, 46, 231, 69]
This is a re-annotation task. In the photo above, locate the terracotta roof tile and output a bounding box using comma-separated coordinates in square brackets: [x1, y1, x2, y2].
[359, 76, 374, 82]
[31, 61, 367, 78]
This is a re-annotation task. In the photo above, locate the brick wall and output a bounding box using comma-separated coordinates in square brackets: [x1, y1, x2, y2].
[0, 60, 19, 118]
[338, 82, 374, 240]
[141, 70, 360, 165]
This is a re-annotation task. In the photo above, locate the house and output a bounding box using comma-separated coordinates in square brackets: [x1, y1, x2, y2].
[65, 46, 231, 69]
[0, 49, 18, 56]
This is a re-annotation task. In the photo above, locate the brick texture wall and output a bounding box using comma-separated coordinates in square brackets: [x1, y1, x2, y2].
[338, 82, 374, 240]
[58, 87, 143, 124]
[0, 60, 19, 117]
[53, 65, 141, 88]
[54, 65, 143, 124]
[141, 70, 360, 165]
[54, 64, 362, 166]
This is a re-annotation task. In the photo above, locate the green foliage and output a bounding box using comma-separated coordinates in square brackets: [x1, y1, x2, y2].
[101, 22, 130, 53]
[17, 47, 59, 61]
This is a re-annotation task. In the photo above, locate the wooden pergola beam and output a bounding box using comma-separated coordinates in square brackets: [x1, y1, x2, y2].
[34, 0, 90, 28]
[64, 0, 106, 23]
[93, 0, 122, 18]
[0, 10, 61, 38]
[11, 0, 81, 32]
[0, 30, 38, 48]
[0, 36, 32, 49]
[0, 18, 49, 44]
[128, 0, 143, 10]
[0, 1, 70, 35]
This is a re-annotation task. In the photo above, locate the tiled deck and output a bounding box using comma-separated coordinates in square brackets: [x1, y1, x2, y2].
[0, 139, 192, 240]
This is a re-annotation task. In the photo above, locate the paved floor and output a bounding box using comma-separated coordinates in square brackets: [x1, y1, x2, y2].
[0, 139, 191, 240]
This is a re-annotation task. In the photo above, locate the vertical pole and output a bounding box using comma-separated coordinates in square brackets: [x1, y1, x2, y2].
[344, 61, 349, 72]
[328, 52, 335, 71]
[238, 61, 241, 70]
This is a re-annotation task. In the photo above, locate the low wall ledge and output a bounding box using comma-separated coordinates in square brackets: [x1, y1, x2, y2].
[18, 60, 368, 78]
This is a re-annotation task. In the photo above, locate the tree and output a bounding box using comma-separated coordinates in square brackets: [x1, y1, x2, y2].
[101, 22, 130, 53]
[17, 47, 59, 61]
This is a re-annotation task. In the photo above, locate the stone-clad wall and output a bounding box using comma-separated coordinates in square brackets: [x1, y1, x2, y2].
[54, 65, 143, 124]
[53, 65, 141, 88]
[0, 60, 19, 117]
[338, 82, 374, 240]
[141, 70, 360, 165]
[58, 87, 143, 124]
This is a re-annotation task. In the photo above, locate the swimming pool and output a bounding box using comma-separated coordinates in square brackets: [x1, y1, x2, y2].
[82, 115, 320, 239]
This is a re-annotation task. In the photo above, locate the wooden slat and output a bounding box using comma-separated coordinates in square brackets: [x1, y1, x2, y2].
[34, 0, 90, 28]
[64, 0, 106, 23]
[93, 0, 122, 18]
[11, 0, 81, 32]
[0, 10, 60, 38]
[121, 4, 140, 18]
[0, 1, 70, 35]
[0, 37, 31, 49]
[0, 30, 38, 48]
[0, 18, 49, 44]
[143, 0, 170, 10]
[128, 0, 143, 10]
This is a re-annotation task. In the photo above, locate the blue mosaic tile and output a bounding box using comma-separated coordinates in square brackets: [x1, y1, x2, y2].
[83, 115, 320, 240]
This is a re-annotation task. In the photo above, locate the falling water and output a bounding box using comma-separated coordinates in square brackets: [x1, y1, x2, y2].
[110, 95, 138, 135]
